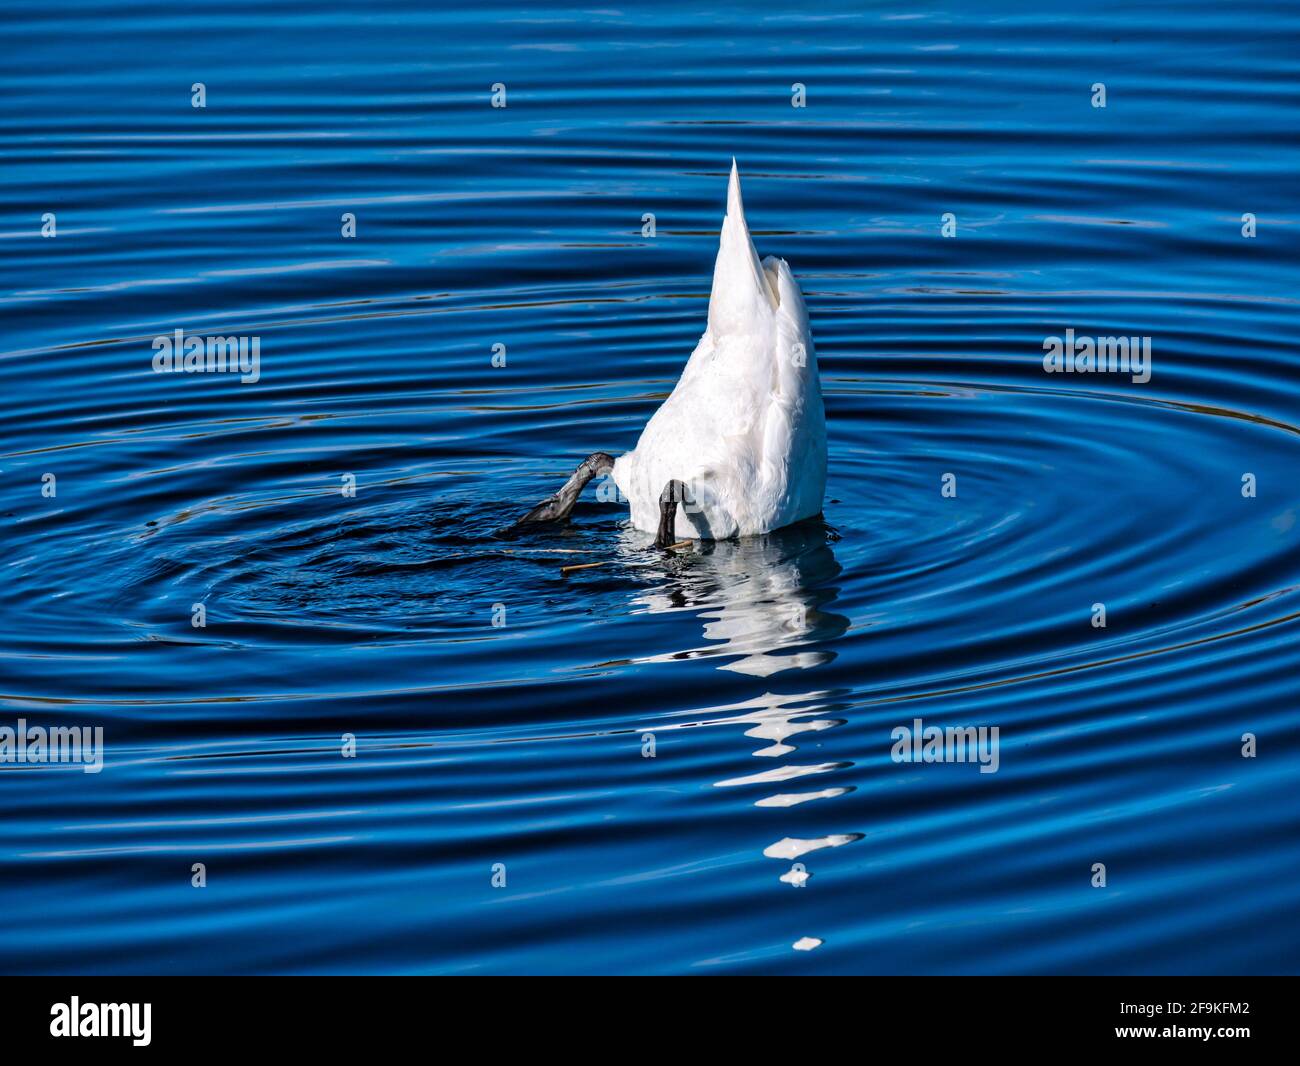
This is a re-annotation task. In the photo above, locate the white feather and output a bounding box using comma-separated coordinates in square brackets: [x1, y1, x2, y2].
[612, 159, 827, 539]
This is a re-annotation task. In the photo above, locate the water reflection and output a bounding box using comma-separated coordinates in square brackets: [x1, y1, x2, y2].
[628, 518, 850, 676]
[630, 520, 862, 949]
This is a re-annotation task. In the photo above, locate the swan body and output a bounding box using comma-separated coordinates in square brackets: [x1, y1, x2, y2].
[611, 160, 826, 540]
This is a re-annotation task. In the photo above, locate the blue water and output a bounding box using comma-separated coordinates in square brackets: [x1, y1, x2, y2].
[2, 0, 1299, 975]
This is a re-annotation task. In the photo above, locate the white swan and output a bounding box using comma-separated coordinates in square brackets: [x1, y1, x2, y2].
[517, 160, 827, 545]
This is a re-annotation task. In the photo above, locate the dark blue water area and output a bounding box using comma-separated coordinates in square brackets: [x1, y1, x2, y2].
[1, 0, 1299, 974]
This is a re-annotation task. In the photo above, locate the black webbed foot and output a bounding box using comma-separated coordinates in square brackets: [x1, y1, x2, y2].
[514, 452, 615, 526]
[655, 479, 689, 548]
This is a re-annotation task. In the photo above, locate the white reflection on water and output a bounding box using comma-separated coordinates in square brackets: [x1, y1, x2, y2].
[628, 520, 863, 950]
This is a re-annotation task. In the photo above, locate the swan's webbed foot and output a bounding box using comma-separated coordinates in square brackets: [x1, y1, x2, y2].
[514, 452, 615, 526]
[655, 479, 689, 548]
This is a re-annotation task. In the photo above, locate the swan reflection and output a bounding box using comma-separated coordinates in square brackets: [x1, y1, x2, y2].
[626, 518, 850, 677]
[629, 520, 861, 949]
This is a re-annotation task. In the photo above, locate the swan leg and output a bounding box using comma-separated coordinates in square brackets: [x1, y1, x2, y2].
[655, 480, 688, 548]
[515, 452, 615, 525]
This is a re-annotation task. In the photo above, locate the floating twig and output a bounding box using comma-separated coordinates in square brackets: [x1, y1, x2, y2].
[560, 540, 692, 576]
[560, 561, 609, 576]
